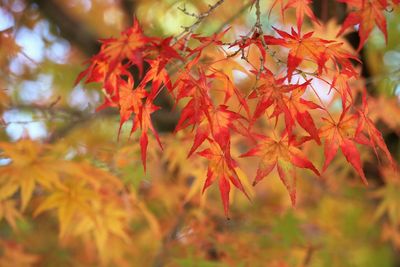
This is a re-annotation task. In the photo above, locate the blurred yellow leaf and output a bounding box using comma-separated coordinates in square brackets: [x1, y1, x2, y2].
[73, 200, 131, 253]
[0, 140, 66, 210]
[0, 199, 22, 230]
[373, 168, 400, 226]
[34, 180, 96, 237]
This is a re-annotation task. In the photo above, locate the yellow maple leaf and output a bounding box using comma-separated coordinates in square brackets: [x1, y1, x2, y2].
[0, 140, 67, 210]
[34, 179, 96, 237]
[0, 199, 22, 230]
[73, 200, 131, 253]
[372, 168, 400, 227]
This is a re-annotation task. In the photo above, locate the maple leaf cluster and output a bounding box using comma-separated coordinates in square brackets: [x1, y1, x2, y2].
[0, 140, 131, 257]
[76, 0, 398, 217]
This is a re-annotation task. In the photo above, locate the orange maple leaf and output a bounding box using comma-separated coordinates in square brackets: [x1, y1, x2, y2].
[241, 133, 319, 205]
[264, 27, 356, 81]
[264, 28, 333, 81]
[250, 70, 321, 144]
[269, 0, 319, 32]
[131, 98, 162, 171]
[319, 107, 368, 185]
[198, 140, 249, 218]
[99, 17, 149, 76]
[356, 92, 395, 168]
[284, 0, 320, 31]
[118, 76, 146, 135]
[337, 0, 389, 51]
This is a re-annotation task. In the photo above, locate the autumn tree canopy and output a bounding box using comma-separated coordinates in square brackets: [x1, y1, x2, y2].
[0, 0, 400, 266]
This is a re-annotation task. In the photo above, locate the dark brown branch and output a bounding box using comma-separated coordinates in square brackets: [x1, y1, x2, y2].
[312, 0, 346, 23]
[47, 108, 116, 143]
[174, 0, 225, 47]
[121, 0, 137, 23]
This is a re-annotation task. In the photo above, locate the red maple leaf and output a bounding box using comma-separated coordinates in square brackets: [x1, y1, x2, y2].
[264, 28, 333, 81]
[180, 105, 243, 159]
[269, 0, 319, 32]
[241, 133, 320, 205]
[250, 70, 321, 144]
[284, 0, 320, 32]
[264, 27, 358, 82]
[205, 105, 244, 150]
[337, 0, 389, 51]
[180, 104, 244, 158]
[208, 69, 250, 116]
[174, 70, 246, 156]
[317, 42, 359, 75]
[198, 139, 249, 218]
[329, 70, 355, 107]
[174, 70, 213, 143]
[153, 36, 184, 64]
[319, 106, 368, 185]
[99, 17, 150, 76]
[355, 92, 395, 168]
[137, 58, 172, 95]
[75, 56, 108, 85]
[131, 97, 162, 171]
[118, 76, 147, 136]
[284, 82, 322, 144]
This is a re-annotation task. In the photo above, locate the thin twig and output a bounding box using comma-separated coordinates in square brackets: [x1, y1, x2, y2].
[173, 0, 225, 48]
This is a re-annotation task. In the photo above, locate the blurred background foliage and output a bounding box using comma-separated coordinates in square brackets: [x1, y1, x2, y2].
[0, 0, 399, 266]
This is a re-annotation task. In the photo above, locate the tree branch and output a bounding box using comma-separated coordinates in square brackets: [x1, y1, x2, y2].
[121, 0, 137, 26]
[174, 0, 225, 47]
